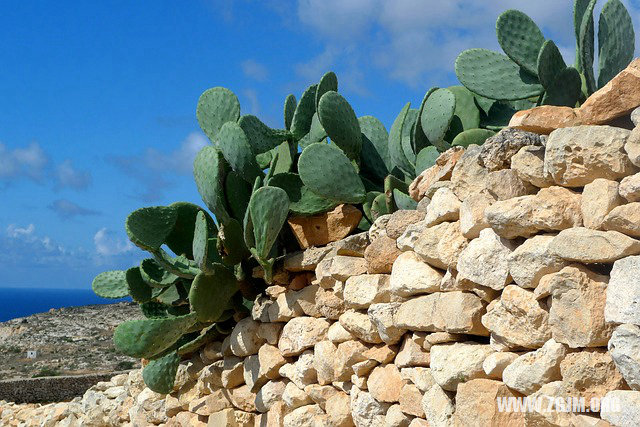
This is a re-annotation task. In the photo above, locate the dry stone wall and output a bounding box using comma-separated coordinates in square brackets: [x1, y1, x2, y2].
[4, 64, 640, 427]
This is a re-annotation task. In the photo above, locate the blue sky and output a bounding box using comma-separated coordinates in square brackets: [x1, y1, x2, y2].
[1, 0, 639, 289]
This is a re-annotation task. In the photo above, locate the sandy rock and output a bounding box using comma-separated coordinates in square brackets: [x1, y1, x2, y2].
[315, 287, 347, 320]
[224, 384, 257, 413]
[625, 126, 640, 167]
[325, 392, 354, 427]
[481, 285, 551, 349]
[502, 339, 567, 394]
[367, 364, 406, 403]
[478, 127, 543, 171]
[287, 204, 361, 249]
[551, 227, 640, 264]
[609, 324, 640, 391]
[207, 408, 255, 426]
[334, 340, 369, 381]
[457, 228, 514, 290]
[229, 317, 264, 357]
[603, 203, 640, 239]
[582, 178, 624, 229]
[395, 334, 431, 368]
[485, 186, 582, 239]
[421, 384, 454, 427]
[386, 210, 427, 239]
[509, 105, 582, 134]
[429, 341, 493, 391]
[221, 356, 245, 389]
[278, 316, 330, 357]
[485, 169, 536, 201]
[284, 246, 333, 272]
[405, 221, 468, 270]
[397, 384, 423, 418]
[482, 352, 519, 380]
[424, 187, 461, 226]
[279, 351, 317, 389]
[368, 303, 406, 344]
[607, 256, 640, 324]
[283, 382, 313, 410]
[255, 380, 287, 413]
[544, 125, 635, 186]
[390, 251, 443, 297]
[330, 256, 368, 281]
[343, 274, 390, 309]
[268, 291, 304, 322]
[400, 367, 436, 393]
[578, 58, 640, 124]
[350, 386, 390, 427]
[450, 145, 489, 201]
[459, 192, 494, 239]
[409, 146, 465, 201]
[385, 404, 412, 427]
[538, 265, 613, 348]
[508, 234, 568, 289]
[333, 232, 370, 257]
[453, 379, 526, 426]
[314, 341, 338, 385]
[256, 323, 283, 346]
[339, 311, 383, 343]
[601, 390, 640, 426]
[304, 384, 339, 410]
[364, 235, 401, 274]
[327, 322, 355, 343]
[369, 214, 391, 241]
[511, 145, 554, 187]
[282, 404, 325, 427]
[560, 350, 625, 401]
[620, 173, 640, 202]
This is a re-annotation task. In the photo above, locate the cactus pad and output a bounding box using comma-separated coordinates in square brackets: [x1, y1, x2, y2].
[315, 71, 338, 109]
[217, 121, 262, 183]
[415, 146, 440, 175]
[359, 115, 390, 182]
[224, 170, 251, 222]
[218, 218, 250, 265]
[598, 0, 635, 88]
[189, 267, 239, 322]
[290, 84, 317, 139]
[578, 0, 597, 94]
[126, 206, 178, 252]
[389, 102, 415, 176]
[249, 186, 289, 259]
[317, 91, 361, 160]
[268, 172, 338, 216]
[446, 86, 481, 137]
[92, 270, 129, 299]
[452, 128, 496, 148]
[284, 94, 297, 130]
[192, 211, 209, 271]
[542, 66, 582, 107]
[196, 87, 240, 143]
[126, 267, 153, 303]
[496, 10, 546, 75]
[142, 351, 180, 394]
[113, 313, 197, 359]
[238, 114, 289, 154]
[298, 143, 366, 204]
[140, 258, 178, 288]
[165, 202, 209, 260]
[140, 301, 169, 319]
[420, 88, 456, 149]
[370, 193, 389, 220]
[193, 146, 230, 223]
[393, 189, 417, 210]
[537, 40, 567, 89]
[456, 49, 544, 101]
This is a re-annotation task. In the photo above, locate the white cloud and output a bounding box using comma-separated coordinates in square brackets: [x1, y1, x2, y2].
[54, 160, 92, 190]
[6, 224, 35, 239]
[144, 132, 208, 175]
[93, 228, 134, 257]
[242, 59, 269, 81]
[48, 199, 100, 219]
[0, 142, 49, 182]
[5, 223, 71, 264]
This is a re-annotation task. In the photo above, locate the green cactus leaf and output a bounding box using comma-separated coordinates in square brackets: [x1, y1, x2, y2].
[249, 186, 290, 259]
[496, 9, 546, 75]
[256, 150, 273, 169]
[481, 101, 517, 129]
[389, 102, 415, 177]
[362, 191, 382, 223]
[268, 172, 338, 216]
[142, 350, 180, 394]
[218, 218, 250, 266]
[574, 0, 593, 72]
[317, 91, 362, 160]
[194, 146, 230, 224]
[165, 202, 212, 260]
[290, 84, 318, 139]
[370, 193, 389, 220]
[192, 211, 209, 271]
[537, 40, 567, 89]
[298, 143, 366, 204]
[196, 87, 241, 143]
[393, 189, 418, 210]
[243, 177, 262, 250]
[315, 71, 338, 109]
[452, 128, 497, 148]
[578, 0, 597, 94]
[153, 249, 200, 279]
[284, 94, 297, 130]
[237, 115, 290, 154]
[598, 0, 635, 88]
[401, 108, 419, 165]
[542, 67, 583, 107]
[113, 313, 197, 359]
[126, 206, 178, 252]
[420, 88, 456, 151]
[359, 116, 390, 183]
[415, 146, 440, 175]
[140, 258, 178, 288]
[271, 140, 296, 176]
[126, 267, 153, 303]
[412, 88, 438, 154]
[217, 121, 263, 184]
[473, 94, 496, 116]
[155, 284, 184, 306]
[446, 86, 481, 137]
[224, 170, 252, 222]
[189, 267, 239, 322]
[456, 49, 544, 101]
[178, 324, 220, 356]
[384, 175, 409, 213]
[92, 270, 129, 299]
[140, 301, 169, 319]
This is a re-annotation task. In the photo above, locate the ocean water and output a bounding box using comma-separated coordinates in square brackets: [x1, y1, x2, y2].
[0, 288, 130, 322]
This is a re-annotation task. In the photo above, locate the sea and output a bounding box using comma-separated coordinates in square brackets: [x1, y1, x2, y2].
[0, 288, 131, 322]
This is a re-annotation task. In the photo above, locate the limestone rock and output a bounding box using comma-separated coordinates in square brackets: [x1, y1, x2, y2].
[538, 265, 613, 348]
[368, 214, 391, 241]
[364, 235, 401, 274]
[620, 172, 640, 201]
[282, 404, 325, 427]
[400, 367, 436, 392]
[502, 339, 567, 394]
[314, 341, 338, 385]
[582, 178, 624, 229]
[395, 334, 431, 368]
[224, 384, 257, 413]
[421, 384, 454, 427]
[485, 186, 582, 239]
[278, 316, 330, 357]
[578, 58, 640, 124]
[625, 126, 640, 167]
[429, 341, 493, 391]
[459, 192, 494, 239]
[407, 221, 469, 270]
[287, 204, 361, 249]
[453, 379, 526, 426]
[633, 106, 640, 126]
[544, 125, 635, 186]
[511, 145, 554, 188]
[481, 285, 551, 349]
[478, 127, 543, 171]
[334, 341, 370, 381]
[509, 105, 582, 134]
[327, 322, 355, 343]
[560, 350, 625, 401]
[398, 384, 424, 417]
[390, 251, 443, 297]
[279, 351, 317, 389]
[333, 231, 370, 257]
[229, 318, 264, 357]
[367, 364, 406, 403]
[339, 311, 383, 344]
[601, 390, 640, 427]
[255, 380, 287, 413]
[284, 246, 333, 272]
[603, 203, 640, 238]
[385, 404, 412, 427]
[315, 287, 347, 320]
[450, 145, 489, 201]
[283, 382, 313, 410]
[330, 256, 368, 281]
[268, 291, 304, 322]
[457, 228, 515, 290]
[424, 187, 461, 226]
[386, 210, 426, 239]
[485, 169, 536, 201]
[343, 274, 390, 309]
[609, 324, 640, 391]
[325, 392, 354, 427]
[222, 356, 245, 389]
[482, 352, 519, 380]
[508, 234, 568, 289]
[550, 227, 640, 263]
[409, 146, 465, 201]
[207, 408, 254, 427]
[350, 386, 390, 427]
[367, 303, 406, 344]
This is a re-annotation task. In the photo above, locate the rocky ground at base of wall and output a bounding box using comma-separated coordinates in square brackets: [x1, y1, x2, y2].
[0, 302, 142, 380]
